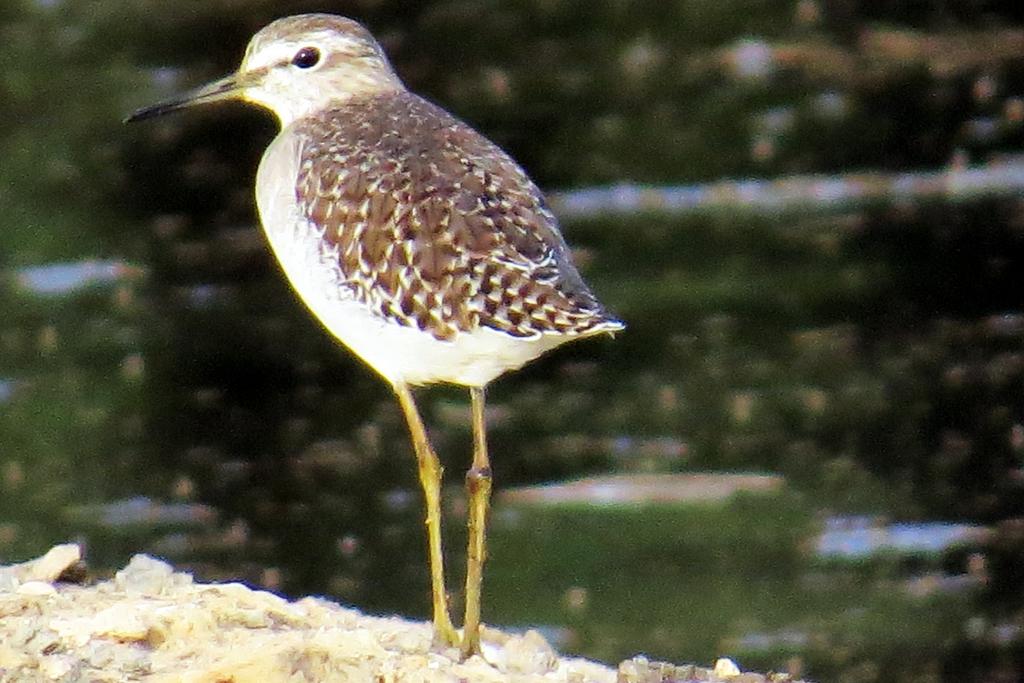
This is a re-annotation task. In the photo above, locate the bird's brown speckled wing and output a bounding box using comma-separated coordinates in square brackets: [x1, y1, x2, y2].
[293, 91, 621, 341]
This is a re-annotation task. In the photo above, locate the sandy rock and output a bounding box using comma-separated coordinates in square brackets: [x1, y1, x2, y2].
[0, 543, 80, 590]
[500, 628, 561, 675]
[0, 547, 798, 683]
[114, 553, 191, 596]
[714, 657, 742, 678]
[15, 580, 57, 596]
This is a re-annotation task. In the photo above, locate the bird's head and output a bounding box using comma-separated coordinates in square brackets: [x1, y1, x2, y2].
[126, 14, 403, 127]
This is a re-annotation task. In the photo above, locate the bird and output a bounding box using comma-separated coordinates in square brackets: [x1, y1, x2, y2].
[126, 13, 623, 658]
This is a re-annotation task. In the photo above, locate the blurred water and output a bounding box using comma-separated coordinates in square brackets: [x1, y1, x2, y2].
[2, 2, 1024, 681]
[14, 261, 142, 296]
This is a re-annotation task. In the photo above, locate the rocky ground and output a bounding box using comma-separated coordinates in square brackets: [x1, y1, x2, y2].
[0, 546, 796, 682]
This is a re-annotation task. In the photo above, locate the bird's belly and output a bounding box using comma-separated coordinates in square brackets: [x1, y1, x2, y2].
[259, 212, 567, 387]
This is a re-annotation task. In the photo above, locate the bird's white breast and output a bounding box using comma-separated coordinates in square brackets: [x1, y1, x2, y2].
[254, 127, 571, 388]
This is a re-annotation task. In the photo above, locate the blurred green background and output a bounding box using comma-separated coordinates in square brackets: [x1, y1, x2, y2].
[2, 1, 1024, 681]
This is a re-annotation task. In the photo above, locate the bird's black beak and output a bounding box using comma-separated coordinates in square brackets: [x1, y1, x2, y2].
[124, 72, 248, 123]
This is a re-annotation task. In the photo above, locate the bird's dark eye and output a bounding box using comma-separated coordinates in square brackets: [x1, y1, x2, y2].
[292, 46, 321, 69]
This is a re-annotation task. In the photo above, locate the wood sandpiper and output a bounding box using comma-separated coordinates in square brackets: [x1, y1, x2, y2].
[127, 13, 623, 657]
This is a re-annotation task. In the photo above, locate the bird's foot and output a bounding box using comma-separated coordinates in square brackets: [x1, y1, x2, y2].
[460, 630, 482, 660]
[431, 619, 461, 653]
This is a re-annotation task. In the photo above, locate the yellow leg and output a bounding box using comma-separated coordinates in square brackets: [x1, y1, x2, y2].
[461, 386, 492, 658]
[393, 382, 459, 648]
